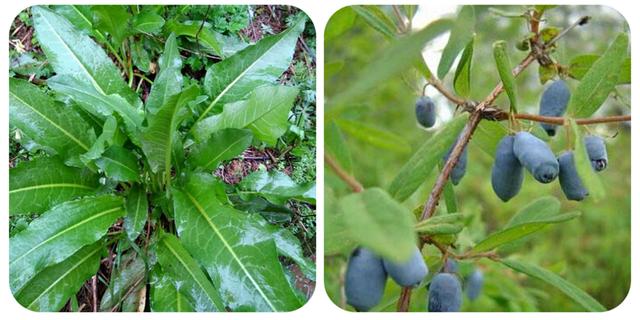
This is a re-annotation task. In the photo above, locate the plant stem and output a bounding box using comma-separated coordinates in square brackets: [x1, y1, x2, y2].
[325, 154, 363, 193]
[511, 113, 630, 125]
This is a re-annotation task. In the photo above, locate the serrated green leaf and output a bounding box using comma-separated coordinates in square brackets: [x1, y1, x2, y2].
[10, 157, 99, 215]
[351, 5, 396, 39]
[165, 20, 223, 56]
[568, 54, 630, 84]
[9, 78, 94, 159]
[150, 269, 195, 312]
[340, 188, 416, 263]
[471, 211, 580, 253]
[141, 85, 200, 183]
[96, 146, 140, 182]
[15, 242, 102, 311]
[100, 252, 146, 311]
[172, 173, 303, 311]
[438, 6, 475, 79]
[335, 119, 411, 154]
[80, 116, 118, 165]
[238, 169, 316, 205]
[493, 40, 518, 113]
[193, 85, 299, 145]
[500, 259, 606, 311]
[569, 33, 629, 117]
[388, 114, 467, 201]
[453, 37, 474, 97]
[132, 11, 164, 34]
[91, 5, 131, 46]
[10, 195, 124, 293]
[48, 75, 144, 142]
[32, 6, 139, 105]
[570, 120, 605, 200]
[124, 184, 148, 241]
[145, 33, 183, 114]
[188, 128, 253, 171]
[155, 233, 225, 312]
[332, 18, 452, 106]
[197, 15, 306, 121]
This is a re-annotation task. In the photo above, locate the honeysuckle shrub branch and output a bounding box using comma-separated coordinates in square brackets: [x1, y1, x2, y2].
[9, 5, 315, 312]
[325, 5, 629, 313]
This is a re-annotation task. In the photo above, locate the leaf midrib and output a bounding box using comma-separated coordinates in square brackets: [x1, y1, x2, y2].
[202, 136, 248, 169]
[183, 191, 277, 311]
[11, 207, 121, 265]
[10, 91, 90, 151]
[10, 183, 94, 194]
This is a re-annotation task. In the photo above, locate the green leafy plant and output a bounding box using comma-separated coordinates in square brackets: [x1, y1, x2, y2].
[325, 5, 629, 312]
[9, 5, 315, 312]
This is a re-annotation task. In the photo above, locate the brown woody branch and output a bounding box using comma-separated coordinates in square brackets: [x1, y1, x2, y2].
[325, 154, 363, 193]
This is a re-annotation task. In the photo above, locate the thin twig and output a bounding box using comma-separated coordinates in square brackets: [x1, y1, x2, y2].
[426, 77, 466, 105]
[392, 5, 407, 33]
[325, 154, 363, 193]
[92, 275, 98, 312]
[396, 287, 412, 312]
[511, 113, 630, 125]
[545, 16, 590, 48]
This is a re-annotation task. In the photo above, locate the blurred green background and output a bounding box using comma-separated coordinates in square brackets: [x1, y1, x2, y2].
[324, 5, 630, 312]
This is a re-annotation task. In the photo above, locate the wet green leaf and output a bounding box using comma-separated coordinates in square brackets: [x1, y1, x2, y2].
[188, 128, 253, 171]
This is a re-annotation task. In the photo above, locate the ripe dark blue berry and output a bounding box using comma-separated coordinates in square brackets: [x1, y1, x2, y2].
[558, 151, 589, 201]
[465, 269, 484, 301]
[443, 136, 468, 185]
[345, 247, 387, 311]
[383, 247, 429, 287]
[513, 132, 559, 183]
[584, 135, 608, 171]
[539, 79, 570, 136]
[415, 96, 436, 128]
[428, 273, 463, 312]
[491, 135, 524, 202]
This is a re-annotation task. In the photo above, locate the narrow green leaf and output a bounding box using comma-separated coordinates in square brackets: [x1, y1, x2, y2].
[325, 121, 353, 173]
[9, 78, 94, 158]
[150, 269, 195, 312]
[324, 188, 355, 255]
[10, 157, 99, 215]
[471, 211, 580, 253]
[472, 120, 508, 158]
[453, 37, 474, 97]
[156, 233, 225, 311]
[197, 15, 306, 122]
[332, 18, 452, 106]
[570, 120, 605, 200]
[100, 252, 146, 311]
[15, 242, 103, 311]
[437, 6, 475, 79]
[10, 195, 124, 293]
[351, 5, 397, 39]
[493, 40, 518, 112]
[32, 6, 139, 104]
[172, 173, 303, 311]
[145, 33, 183, 114]
[335, 119, 411, 154]
[141, 85, 200, 181]
[442, 178, 458, 213]
[193, 85, 299, 145]
[188, 128, 253, 171]
[415, 222, 463, 235]
[421, 213, 464, 225]
[568, 54, 630, 85]
[124, 184, 148, 241]
[340, 188, 416, 263]
[388, 114, 467, 201]
[165, 20, 223, 56]
[96, 146, 140, 182]
[506, 196, 561, 228]
[132, 11, 165, 34]
[501, 259, 606, 311]
[569, 33, 629, 117]
[91, 5, 131, 45]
